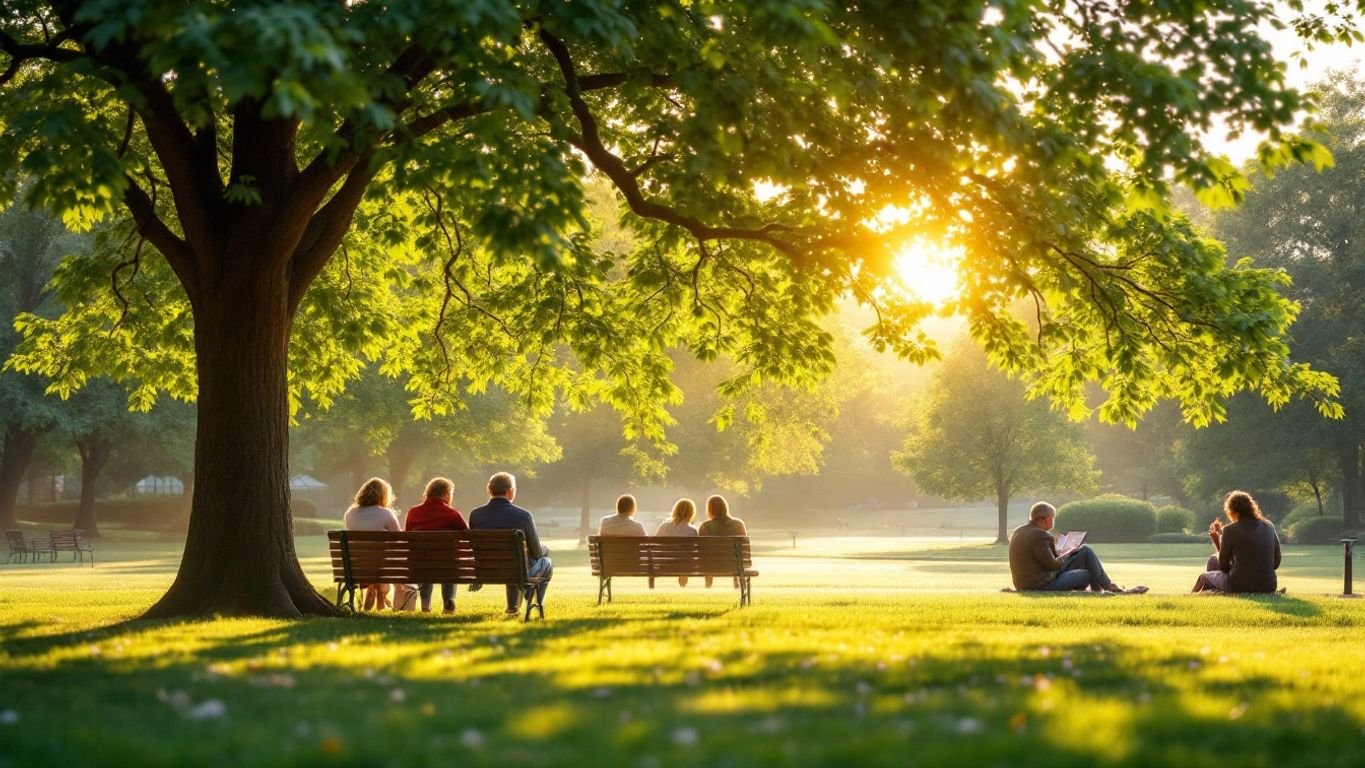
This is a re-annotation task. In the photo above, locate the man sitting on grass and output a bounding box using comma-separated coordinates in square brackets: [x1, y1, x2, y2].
[1008, 502, 1146, 594]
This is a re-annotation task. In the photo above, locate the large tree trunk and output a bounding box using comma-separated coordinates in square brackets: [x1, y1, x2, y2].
[0, 423, 44, 529]
[73, 434, 113, 538]
[144, 268, 339, 618]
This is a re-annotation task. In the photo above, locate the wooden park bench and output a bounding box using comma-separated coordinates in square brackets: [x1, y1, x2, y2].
[327, 530, 548, 621]
[588, 536, 758, 607]
[48, 530, 95, 566]
[6, 530, 56, 564]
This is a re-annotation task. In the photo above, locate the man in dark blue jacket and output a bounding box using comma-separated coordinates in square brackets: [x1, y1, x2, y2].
[468, 472, 552, 616]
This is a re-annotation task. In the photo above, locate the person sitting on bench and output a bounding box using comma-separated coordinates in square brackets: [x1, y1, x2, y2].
[598, 494, 647, 537]
[468, 472, 553, 617]
[344, 477, 401, 610]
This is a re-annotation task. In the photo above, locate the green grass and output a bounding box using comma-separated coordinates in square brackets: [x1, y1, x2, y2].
[2, 532, 1363, 767]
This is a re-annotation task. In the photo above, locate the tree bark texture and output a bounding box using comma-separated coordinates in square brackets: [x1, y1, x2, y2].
[994, 480, 1010, 545]
[143, 267, 339, 618]
[73, 433, 112, 537]
[0, 423, 44, 529]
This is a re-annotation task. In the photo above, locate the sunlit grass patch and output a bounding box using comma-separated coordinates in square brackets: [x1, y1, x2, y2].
[1, 534, 1363, 766]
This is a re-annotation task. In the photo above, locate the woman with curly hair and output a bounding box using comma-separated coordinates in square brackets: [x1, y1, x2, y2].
[1193, 490, 1282, 593]
[344, 477, 402, 610]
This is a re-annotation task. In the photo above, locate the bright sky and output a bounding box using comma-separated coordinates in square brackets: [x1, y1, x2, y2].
[1217, 5, 1365, 160]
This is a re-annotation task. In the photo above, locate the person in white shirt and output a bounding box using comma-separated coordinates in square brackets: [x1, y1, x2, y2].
[598, 494, 648, 537]
[343, 477, 402, 610]
[653, 498, 699, 586]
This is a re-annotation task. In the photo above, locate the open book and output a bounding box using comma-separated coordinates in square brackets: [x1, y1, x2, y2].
[1055, 531, 1086, 553]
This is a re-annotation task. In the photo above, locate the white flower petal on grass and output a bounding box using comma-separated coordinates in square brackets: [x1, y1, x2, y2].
[592, 687, 612, 698]
[460, 729, 485, 749]
[671, 727, 699, 747]
[0, 710, 18, 725]
[1228, 702, 1249, 720]
[390, 689, 406, 703]
[187, 699, 227, 721]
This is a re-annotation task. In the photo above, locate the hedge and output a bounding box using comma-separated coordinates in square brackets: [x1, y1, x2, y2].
[293, 516, 343, 536]
[1280, 502, 1330, 534]
[1054, 495, 1157, 543]
[17, 498, 187, 527]
[1147, 532, 1206, 544]
[17, 498, 318, 534]
[1287, 516, 1355, 545]
[1154, 505, 1196, 534]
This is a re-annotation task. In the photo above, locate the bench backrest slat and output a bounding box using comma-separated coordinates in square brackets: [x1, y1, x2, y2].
[589, 536, 752, 577]
[327, 530, 529, 586]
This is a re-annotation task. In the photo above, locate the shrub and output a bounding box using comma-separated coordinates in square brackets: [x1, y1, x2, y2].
[1287, 516, 1355, 545]
[1055, 495, 1157, 543]
[1280, 502, 1329, 533]
[1147, 532, 1205, 544]
[1154, 505, 1196, 534]
[291, 499, 318, 519]
[17, 498, 187, 528]
[293, 517, 343, 536]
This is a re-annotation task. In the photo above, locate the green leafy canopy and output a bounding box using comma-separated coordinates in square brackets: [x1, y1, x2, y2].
[0, 0, 1351, 438]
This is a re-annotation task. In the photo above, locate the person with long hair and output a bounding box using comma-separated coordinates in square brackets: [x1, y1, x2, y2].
[698, 494, 747, 588]
[1193, 490, 1282, 593]
[343, 477, 402, 610]
[655, 498, 700, 586]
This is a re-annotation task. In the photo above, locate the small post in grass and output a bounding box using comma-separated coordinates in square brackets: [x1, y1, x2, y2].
[790, 530, 798, 549]
[1342, 538, 1358, 598]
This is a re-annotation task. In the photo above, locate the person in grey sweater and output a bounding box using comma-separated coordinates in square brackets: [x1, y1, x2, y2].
[1193, 490, 1281, 593]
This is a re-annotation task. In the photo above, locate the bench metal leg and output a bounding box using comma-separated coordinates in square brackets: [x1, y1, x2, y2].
[597, 576, 612, 605]
[522, 585, 544, 623]
[739, 577, 751, 607]
[336, 583, 357, 612]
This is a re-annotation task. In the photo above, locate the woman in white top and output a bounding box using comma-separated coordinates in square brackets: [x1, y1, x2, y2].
[654, 498, 699, 586]
[344, 477, 401, 610]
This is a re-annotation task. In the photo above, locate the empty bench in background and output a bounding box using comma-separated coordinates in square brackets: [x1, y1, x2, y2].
[49, 530, 95, 566]
[327, 530, 548, 621]
[588, 535, 758, 607]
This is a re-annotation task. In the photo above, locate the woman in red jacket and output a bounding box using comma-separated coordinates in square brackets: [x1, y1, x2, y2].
[405, 477, 468, 613]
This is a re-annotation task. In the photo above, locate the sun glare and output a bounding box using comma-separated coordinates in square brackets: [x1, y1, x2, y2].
[892, 238, 963, 307]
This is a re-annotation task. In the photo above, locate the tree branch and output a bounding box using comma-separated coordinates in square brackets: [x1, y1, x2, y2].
[0, 28, 80, 85]
[287, 154, 379, 312]
[122, 176, 196, 294]
[538, 31, 812, 259]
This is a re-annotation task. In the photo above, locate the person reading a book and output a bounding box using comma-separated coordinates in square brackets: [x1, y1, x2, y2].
[1008, 502, 1143, 593]
[1191, 490, 1281, 593]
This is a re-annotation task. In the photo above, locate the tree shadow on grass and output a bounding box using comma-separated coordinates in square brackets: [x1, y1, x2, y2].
[2, 616, 1361, 768]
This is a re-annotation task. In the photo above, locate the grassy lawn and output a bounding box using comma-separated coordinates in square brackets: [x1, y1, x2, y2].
[2, 531, 1363, 767]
